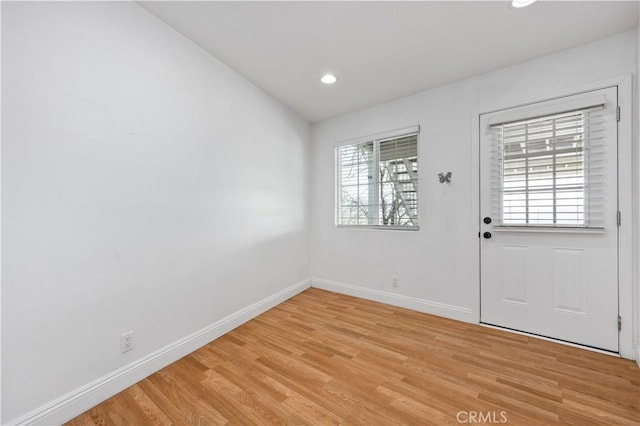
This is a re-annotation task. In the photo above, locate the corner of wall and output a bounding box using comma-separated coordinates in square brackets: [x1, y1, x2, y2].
[635, 21, 640, 369]
[1, 1, 4, 421]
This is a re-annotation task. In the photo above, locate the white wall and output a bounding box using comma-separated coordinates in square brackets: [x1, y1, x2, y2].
[0, 2, 3, 423]
[1, 2, 309, 423]
[636, 22, 640, 366]
[311, 30, 637, 333]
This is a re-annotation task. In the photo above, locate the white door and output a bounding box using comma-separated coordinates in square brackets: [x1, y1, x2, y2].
[480, 87, 619, 352]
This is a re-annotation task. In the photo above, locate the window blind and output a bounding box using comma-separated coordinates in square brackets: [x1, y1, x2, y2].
[337, 131, 419, 228]
[489, 106, 605, 228]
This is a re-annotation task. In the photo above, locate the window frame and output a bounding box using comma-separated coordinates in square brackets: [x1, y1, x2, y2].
[488, 101, 606, 230]
[335, 126, 420, 231]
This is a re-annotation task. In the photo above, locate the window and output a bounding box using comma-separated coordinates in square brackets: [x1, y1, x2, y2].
[337, 128, 419, 229]
[491, 106, 604, 228]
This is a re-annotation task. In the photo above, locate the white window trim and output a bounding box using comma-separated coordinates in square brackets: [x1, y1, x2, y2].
[335, 125, 420, 147]
[335, 125, 421, 231]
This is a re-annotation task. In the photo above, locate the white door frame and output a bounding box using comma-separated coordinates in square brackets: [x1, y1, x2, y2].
[470, 75, 635, 360]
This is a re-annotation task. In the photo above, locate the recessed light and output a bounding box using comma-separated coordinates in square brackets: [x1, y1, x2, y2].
[512, 0, 538, 8]
[320, 74, 338, 84]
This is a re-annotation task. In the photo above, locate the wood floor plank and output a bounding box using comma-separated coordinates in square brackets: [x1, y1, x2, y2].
[67, 288, 640, 425]
[124, 385, 173, 426]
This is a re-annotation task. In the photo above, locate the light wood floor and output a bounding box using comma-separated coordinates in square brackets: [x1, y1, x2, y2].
[68, 288, 640, 425]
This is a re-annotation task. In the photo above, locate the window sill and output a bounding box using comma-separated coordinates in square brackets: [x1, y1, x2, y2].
[492, 226, 605, 234]
[336, 225, 420, 232]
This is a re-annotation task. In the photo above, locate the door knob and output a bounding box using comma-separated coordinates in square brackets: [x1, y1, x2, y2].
[483, 217, 492, 224]
[483, 232, 492, 239]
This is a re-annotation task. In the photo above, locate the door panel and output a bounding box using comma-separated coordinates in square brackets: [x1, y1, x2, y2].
[480, 87, 619, 352]
[552, 248, 586, 314]
[501, 245, 528, 304]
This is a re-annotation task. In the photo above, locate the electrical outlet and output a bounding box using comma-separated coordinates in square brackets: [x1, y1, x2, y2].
[121, 331, 134, 353]
[392, 276, 399, 288]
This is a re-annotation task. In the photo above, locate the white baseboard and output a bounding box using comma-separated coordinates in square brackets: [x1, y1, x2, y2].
[10, 279, 311, 426]
[311, 278, 473, 323]
[636, 343, 640, 368]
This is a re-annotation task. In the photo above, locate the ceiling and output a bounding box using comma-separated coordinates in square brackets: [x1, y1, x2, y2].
[140, 1, 639, 123]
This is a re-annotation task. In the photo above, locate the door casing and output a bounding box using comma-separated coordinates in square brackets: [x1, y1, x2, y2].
[470, 75, 635, 359]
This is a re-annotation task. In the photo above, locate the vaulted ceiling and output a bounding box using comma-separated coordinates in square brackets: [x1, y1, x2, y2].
[140, 1, 639, 122]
